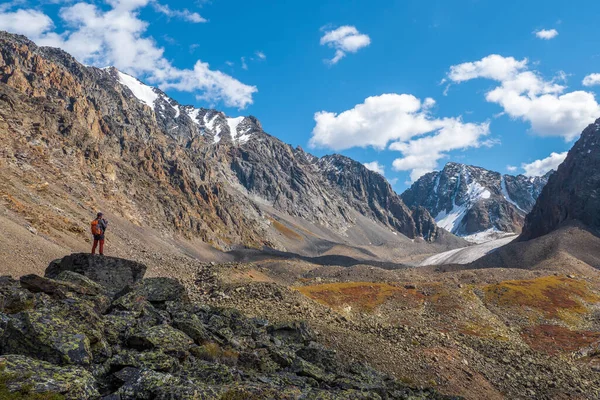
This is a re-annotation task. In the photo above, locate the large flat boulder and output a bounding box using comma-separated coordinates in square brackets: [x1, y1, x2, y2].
[45, 253, 146, 295]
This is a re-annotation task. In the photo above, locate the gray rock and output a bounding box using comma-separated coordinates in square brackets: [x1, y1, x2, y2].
[45, 253, 147, 295]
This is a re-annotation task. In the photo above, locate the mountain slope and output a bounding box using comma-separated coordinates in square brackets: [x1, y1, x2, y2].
[401, 162, 551, 242]
[0, 31, 459, 261]
[520, 118, 600, 241]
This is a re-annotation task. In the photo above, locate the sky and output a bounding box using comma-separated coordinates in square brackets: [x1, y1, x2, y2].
[1, 0, 600, 191]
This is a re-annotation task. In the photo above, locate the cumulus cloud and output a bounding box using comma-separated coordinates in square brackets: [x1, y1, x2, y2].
[255, 51, 266, 60]
[446, 54, 600, 141]
[0, 0, 256, 109]
[0, 9, 55, 37]
[506, 165, 518, 172]
[152, 2, 206, 23]
[363, 161, 385, 176]
[583, 73, 600, 87]
[522, 152, 567, 176]
[534, 29, 558, 40]
[320, 25, 370, 65]
[310, 94, 492, 181]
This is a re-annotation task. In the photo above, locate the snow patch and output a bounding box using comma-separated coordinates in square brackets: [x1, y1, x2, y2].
[186, 108, 200, 125]
[116, 71, 158, 108]
[227, 117, 244, 139]
[434, 179, 490, 233]
[463, 228, 515, 244]
[435, 204, 468, 232]
[501, 177, 525, 212]
[418, 235, 517, 266]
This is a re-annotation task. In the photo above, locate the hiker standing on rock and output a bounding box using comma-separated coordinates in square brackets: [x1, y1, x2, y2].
[91, 212, 108, 255]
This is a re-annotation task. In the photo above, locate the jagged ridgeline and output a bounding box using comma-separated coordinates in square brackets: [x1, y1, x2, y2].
[0, 31, 458, 253]
[0, 253, 454, 399]
[402, 162, 551, 242]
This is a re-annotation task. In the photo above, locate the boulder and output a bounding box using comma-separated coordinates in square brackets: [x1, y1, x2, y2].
[116, 277, 189, 308]
[1, 297, 106, 366]
[20, 274, 101, 297]
[0, 354, 99, 399]
[45, 253, 146, 295]
[127, 325, 194, 354]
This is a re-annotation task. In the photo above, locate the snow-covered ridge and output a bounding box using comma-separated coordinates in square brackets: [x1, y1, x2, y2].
[116, 70, 158, 108]
[434, 166, 491, 233]
[111, 68, 256, 145]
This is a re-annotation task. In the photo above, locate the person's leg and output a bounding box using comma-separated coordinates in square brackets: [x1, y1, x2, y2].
[92, 239, 98, 254]
[99, 239, 104, 255]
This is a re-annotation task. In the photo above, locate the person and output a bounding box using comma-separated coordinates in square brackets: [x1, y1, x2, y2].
[91, 212, 108, 255]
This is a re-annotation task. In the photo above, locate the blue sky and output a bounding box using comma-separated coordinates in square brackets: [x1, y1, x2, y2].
[1, 0, 600, 191]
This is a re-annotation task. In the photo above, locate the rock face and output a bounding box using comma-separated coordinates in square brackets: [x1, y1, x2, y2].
[0, 31, 452, 252]
[401, 162, 551, 241]
[46, 253, 146, 295]
[520, 119, 600, 241]
[0, 255, 453, 399]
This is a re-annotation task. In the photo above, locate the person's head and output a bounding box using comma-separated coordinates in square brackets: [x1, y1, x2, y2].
[97, 212, 103, 219]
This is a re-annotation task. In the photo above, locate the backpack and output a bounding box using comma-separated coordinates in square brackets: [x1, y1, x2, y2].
[91, 219, 104, 236]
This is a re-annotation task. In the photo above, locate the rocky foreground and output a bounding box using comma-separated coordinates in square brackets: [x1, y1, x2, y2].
[0, 253, 453, 399]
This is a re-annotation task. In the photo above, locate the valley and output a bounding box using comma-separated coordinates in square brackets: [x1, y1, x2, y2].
[1, 30, 600, 399]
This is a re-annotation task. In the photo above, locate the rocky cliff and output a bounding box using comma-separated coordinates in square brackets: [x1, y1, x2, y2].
[0, 254, 452, 399]
[0, 31, 450, 253]
[401, 162, 551, 242]
[520, 119, 600, 241]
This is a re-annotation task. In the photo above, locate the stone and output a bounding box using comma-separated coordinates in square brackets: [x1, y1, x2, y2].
[46, 253, 147, 295]
[0, 354, 99, 399]
[127, 324, 194, 354]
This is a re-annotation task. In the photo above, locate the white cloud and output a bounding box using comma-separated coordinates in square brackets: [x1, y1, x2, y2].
[152, 2, 206, 23]
[320, 25, 370, 65]
[241, 57, 248, 70]
[255, 51, 266, 60]
[583, 73, 600, 87]
[390, 118, 491, 181]
[0, 9, 55, 37]
[363, 161, 385, 176]
[506, 165, 518, 172]
[448, 54, 528, 83]
[310, 93, 492, 181]
[447, 54, 600, 141]
[534, 29, 558, 40]
[521, 151, 567, 176]
[0, 1, 256, 109]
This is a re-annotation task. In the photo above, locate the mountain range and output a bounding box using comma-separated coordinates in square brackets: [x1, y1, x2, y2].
[402, 163, 552, 242]
[0, 31, 471, 263]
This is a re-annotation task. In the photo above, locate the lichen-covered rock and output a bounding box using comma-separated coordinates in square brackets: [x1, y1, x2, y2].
[45, 253, 146, 295]
[0, 354, 99, 399]
[20, 274, 99, 297]
[1, 297, 106, 366]
[0, 277, 35, 314]
[108, 348, 179, 372]
[127, 324, 194, 354]
[0, 264, 455, 399]
[55, 271, 106, 295]
[138, 278, 189, 304]
[116, 277, 189, 310]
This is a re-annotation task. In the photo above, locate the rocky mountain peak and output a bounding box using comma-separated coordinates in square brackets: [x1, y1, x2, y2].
[402, 162, 552, 242]
[520, 118, 600, 241]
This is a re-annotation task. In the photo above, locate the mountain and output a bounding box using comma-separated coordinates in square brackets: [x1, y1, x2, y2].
[468, 119, 600, 272]
[520, 118, 600, 241]
[401, 162, 551, 242]
[0, 31, 459, 261]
